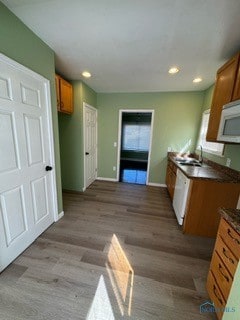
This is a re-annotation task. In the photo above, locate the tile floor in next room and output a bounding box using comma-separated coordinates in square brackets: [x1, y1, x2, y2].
[0, 181, 216, 320]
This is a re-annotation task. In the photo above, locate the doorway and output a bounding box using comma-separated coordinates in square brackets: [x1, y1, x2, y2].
[83, 103, 98, 190]
[117, 110, 154, 185]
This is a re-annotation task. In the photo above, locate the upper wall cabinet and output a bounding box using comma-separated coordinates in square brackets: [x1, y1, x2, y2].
[232, 60, 240, 101]
[206, 53, 240, 142]
[55, 74, 73, 114]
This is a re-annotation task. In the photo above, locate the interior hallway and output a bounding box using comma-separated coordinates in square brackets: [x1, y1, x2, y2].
[0, 181, 216, 320]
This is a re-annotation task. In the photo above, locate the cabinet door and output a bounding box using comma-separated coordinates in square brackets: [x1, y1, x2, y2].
[207, 271, 225, 320]
[206, 54, 239, 141]
[169, 170, 174, 200]
[215, 236, 238, 276]
[218, 218, 240, 259]
[55, 74, 61, 112]
[166, 164, 172, 196]
[170, 169, 176, 199]
[210, 251, 233, 301]
[59, 78, 73, 114]
[166, 162, 176, 200]
[232, 61, 240, 101]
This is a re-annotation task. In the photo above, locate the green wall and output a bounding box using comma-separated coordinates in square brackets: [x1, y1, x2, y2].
[223, 262, 240, 319]
[58, 81, 97, 191]
[0, 2, 63, 213]
[200, 85, 240, 171]
[97, 92, 205, 184]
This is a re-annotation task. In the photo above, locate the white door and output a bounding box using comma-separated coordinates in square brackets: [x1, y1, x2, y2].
[84, 103, 97, 189]
[0, 54, 57, 272]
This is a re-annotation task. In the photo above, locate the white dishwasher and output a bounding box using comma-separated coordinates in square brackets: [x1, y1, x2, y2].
[173, 169, 190, 225]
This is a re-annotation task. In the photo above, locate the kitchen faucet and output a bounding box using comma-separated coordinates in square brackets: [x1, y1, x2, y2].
[198, 145, 203, 163]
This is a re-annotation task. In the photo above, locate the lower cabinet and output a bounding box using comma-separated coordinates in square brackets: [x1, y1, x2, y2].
[207, 218, 240, 319]
[166, 159, 240, 237]
[183, 180, 240, 237]
[166, 160, 177, 200]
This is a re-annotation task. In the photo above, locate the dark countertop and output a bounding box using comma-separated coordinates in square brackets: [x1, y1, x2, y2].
[220, 208, 240, 233]
[168, 153, 240, 183]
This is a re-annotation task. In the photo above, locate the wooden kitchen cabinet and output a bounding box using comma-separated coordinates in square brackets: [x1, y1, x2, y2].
[207, 218, 240, 319]
[183, 179, 240, 238]
[166, 160, 177, 200]
[55, 74, 73, 114]
[207, 53, 240, 142]
[207, 271, 225, 319]
[232, 61, 240, 101]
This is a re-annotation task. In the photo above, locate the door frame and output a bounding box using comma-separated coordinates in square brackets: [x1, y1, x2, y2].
[83, 102, 98, 191]
[116, 109, 154, 184]
[0, 53, 59, 222]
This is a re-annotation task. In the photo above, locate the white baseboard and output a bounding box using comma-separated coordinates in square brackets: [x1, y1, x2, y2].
[57, 211, 64, 220]
[97, 177, 118, 182]
[147, 182, 167, 188]
[96, 178, 166, 187]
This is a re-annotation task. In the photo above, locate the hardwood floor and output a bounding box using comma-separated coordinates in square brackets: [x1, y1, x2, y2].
[0, 181, 217, 319]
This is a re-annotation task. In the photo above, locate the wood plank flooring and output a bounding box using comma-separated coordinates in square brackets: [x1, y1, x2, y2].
[0, 181, 217, 319]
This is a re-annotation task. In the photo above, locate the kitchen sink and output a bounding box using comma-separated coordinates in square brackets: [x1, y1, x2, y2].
[178, 161, 202, 167]
[174, 157, 202, 167]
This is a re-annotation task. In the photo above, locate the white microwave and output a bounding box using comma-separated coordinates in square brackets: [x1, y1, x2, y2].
[217, 99, 240, 143]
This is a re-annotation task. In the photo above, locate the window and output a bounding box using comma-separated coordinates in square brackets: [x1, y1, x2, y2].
[122, 123, 151, 151]
[197, 110, 224, 155]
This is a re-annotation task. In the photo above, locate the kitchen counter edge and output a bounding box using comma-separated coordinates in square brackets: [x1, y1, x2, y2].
[220, 208, 240, 233]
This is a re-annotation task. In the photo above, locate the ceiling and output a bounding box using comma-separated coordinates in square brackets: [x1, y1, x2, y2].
[2, 0, 240, 92]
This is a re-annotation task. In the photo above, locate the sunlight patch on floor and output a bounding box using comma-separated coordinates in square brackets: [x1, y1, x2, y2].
[86, 234, 134, 319]
[106, 234, 134, 316]
[86, 275, 115, 320]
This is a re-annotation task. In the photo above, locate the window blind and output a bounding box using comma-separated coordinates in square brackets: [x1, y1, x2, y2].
[122, 123, 151, 151]
[198, 111, 224, 155]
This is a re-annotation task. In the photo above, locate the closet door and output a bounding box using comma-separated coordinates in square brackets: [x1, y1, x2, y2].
[0, 54, 57, 272]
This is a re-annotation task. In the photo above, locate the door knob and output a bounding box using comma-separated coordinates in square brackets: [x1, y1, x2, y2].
[85, 152, 89, 155]
[45, 166, 53, 171]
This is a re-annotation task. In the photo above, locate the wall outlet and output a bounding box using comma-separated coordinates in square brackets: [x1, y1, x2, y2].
[226, 158, 231, 167]
[113, 142, 117, 147]
[113, 166, 116, 171]
[167, 147, 172, 152]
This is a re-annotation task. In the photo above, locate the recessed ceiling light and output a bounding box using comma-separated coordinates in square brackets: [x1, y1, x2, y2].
[82, 71, 91, 78]
[168, 67, 179, 74]
[193, 77, 202, 83]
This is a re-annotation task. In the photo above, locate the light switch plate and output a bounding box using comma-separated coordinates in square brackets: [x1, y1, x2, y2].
[237, 195, 240, 209]
[226, 158, 231, 167]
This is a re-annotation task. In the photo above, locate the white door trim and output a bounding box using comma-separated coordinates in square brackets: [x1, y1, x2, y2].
[83, 102, 98, 191]
[0, 53, 58, 222]
[116, 109, 154, 184]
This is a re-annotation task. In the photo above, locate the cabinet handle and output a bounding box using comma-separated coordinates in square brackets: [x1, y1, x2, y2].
[222, 247, 234, 264]
[60, 101, 64, 108]
[227, 229, 240, 245]
[213, 284, 223, 305]
[218, 263, 229, 282]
